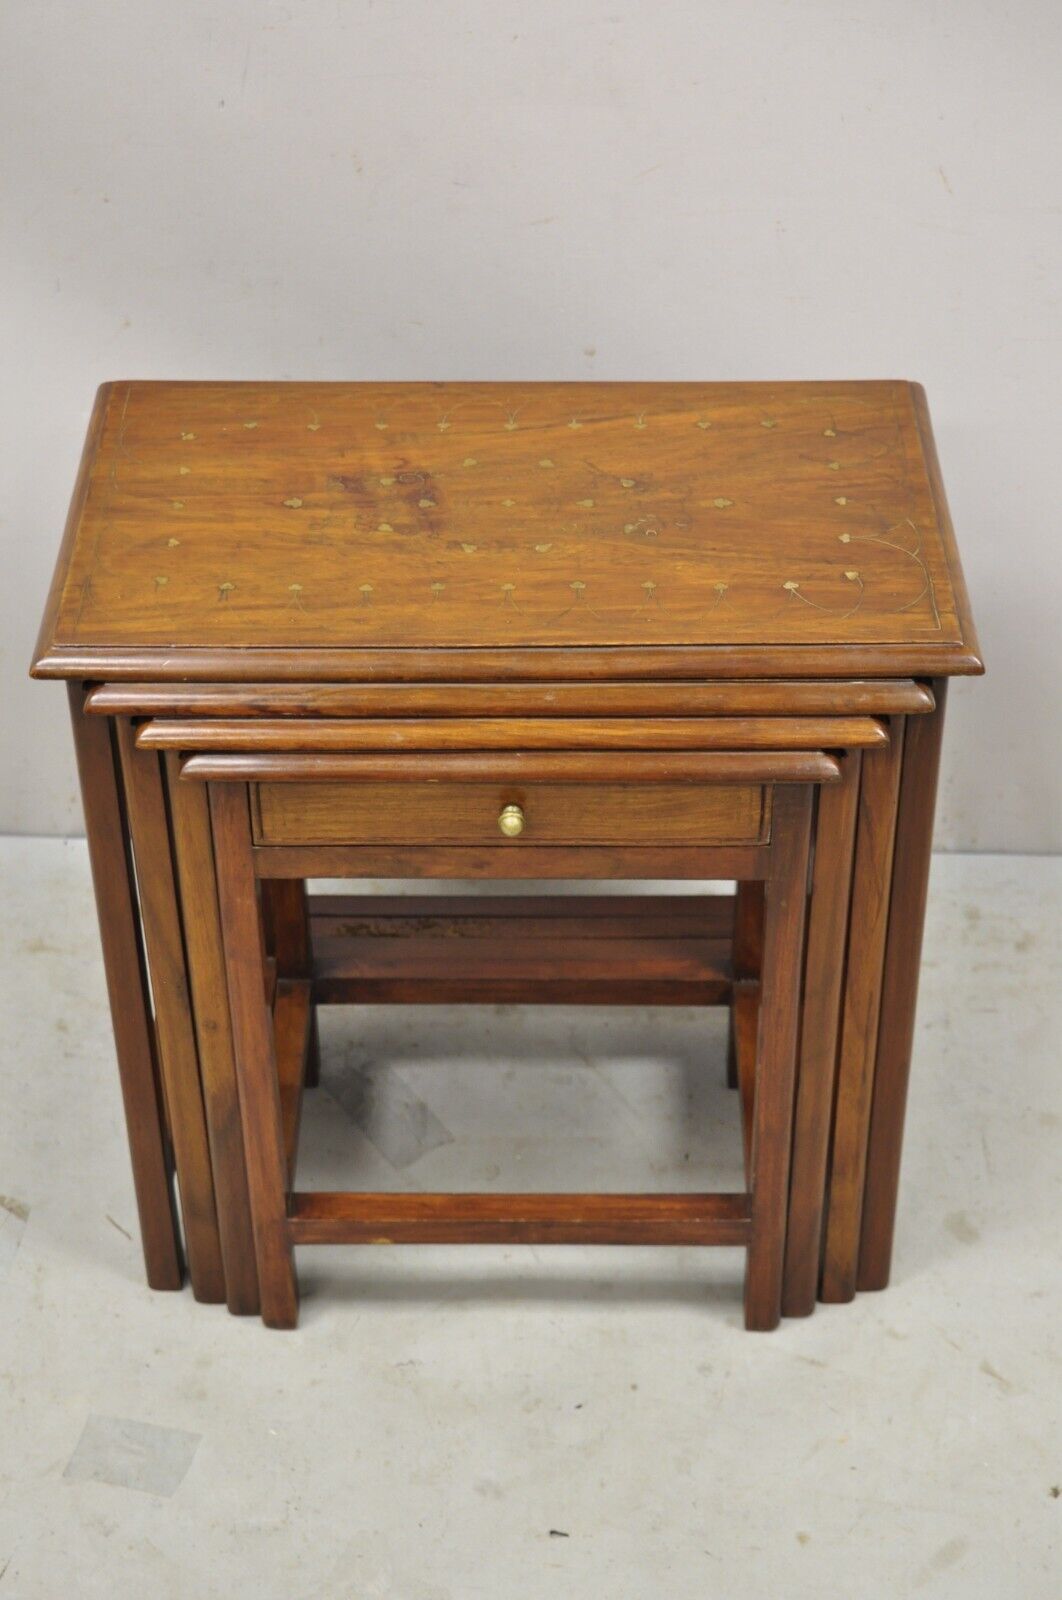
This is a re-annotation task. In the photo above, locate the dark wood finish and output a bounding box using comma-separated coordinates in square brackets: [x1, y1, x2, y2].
[859, 681, 948, 1290]
[254, 779, 768, 848]
[309, 893, 735, 1006]
[732, 883, 766, 979]
[261, 881, 314, 977]
[274, 979, 313, 1182]
[309, 891, 735, 925]
[32, 381, 981, 682]
[253, 843, 772, 881]
[40, 641, 982, 682]
[727, 880, 765, 1087]
[183, 750, 843, 785]
[66, 683, 183, 1291]
[87, 679, 937, 719]
[204, 773, 823, 1327]
[137, 715, 889, 753]
[288, 1191, 751, 1246]
[744, 785, 814, 1330]
[35, 382, 980, 1333]
[114, 721, 225, 1301]
[209, 782, 299, 1328]
[732, 983, 760, 1176]
[782, 750, 863, 1317]
[821, 726, 907, 1302]
[262, 879, 318, 1085]
[164, 752, 260, 1315]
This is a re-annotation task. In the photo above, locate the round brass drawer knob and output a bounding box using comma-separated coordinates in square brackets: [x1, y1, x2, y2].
[498, 803, 525, 839]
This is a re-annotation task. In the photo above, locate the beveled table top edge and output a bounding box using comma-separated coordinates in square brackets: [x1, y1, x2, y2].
[31, 639, 984, 683]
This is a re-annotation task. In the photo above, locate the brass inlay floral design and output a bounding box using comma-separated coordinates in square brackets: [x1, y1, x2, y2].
[784, 570, 865, 621]
[838, 520, 941, 628]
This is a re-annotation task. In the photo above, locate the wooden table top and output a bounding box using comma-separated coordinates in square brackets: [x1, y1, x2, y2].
[34, 380, 980, 682]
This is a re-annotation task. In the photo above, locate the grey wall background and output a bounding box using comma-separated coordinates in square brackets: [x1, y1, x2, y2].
[3, 1, 1059, 848]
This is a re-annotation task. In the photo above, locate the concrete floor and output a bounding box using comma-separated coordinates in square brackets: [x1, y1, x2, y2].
[0, 840, 1058, 1598]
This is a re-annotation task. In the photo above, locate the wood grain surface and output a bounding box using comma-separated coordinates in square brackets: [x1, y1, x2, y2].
[33, 380, 981, 680]
[253, 778, 768, 847]
[85, 678, 937, 719]
[136, 714, 889, 752]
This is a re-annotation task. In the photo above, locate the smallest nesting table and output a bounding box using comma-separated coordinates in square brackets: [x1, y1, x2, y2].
[34, 379, 981, 1329]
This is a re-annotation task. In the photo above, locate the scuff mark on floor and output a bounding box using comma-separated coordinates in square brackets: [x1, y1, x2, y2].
[979, 1358, 1015, 1394]
[0, 1197, 28, 1278]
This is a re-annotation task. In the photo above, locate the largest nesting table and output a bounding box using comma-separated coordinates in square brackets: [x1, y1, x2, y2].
[32, 379, 981, 1329]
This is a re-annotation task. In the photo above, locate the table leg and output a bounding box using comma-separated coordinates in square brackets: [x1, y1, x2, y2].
[116, 721, 226, 1303]
[726, 882, 764, 1087]
[820, 721, 906, 1303]
[67, 685, 184, 1290]
[744, 786, 813, 1332]
[858, 682, 948, 1290]
[261, 881, 319, 1086]
[210, 783, 299, 1330]
[782, 750, 862, 1317]
[165, 753, 260, 1315]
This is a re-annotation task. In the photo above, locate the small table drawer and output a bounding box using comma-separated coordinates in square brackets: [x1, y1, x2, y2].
[252, 780, 770, 848]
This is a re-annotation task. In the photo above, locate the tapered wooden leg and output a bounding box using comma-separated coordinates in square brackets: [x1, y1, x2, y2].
[116, 721, 226, 1303]
[820, 722, 906, 1303]
[744, 786, 813, 1332]
[262, 881, 318, 1086]
[165, 754, 260, 1315]
[67, 686, 184, 1291]
[210, 783, 299, 1329]
[727, 881, 764, 1088]
[859, 684, 948, 1290]
[782, 752, 861, 1317]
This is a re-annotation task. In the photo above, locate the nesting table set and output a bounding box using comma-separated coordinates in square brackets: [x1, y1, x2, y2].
[33, 380, 980, 1329]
